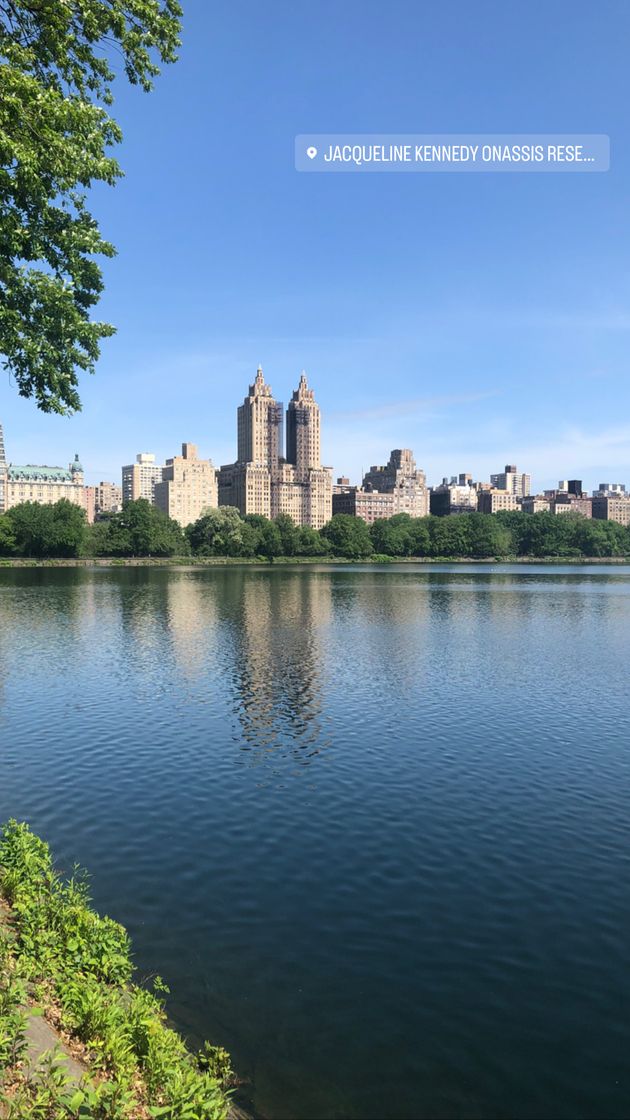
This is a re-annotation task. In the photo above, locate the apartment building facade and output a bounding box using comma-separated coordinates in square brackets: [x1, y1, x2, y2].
[218, 368, 332, 528]
[122, 453, 163, 504]
[154, 443, 218, 526]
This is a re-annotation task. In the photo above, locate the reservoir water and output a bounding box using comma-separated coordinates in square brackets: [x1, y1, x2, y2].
[0, 564, 629, 1119]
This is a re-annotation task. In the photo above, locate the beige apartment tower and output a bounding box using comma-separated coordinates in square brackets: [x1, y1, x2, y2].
[155, 443, 218, 526]
[237, 366, 284, 470]
[363, 449, 429, 517]
[286, 372, 321, 474]
[279, 371, 332, 529]
[218, 368, 332, 528]
[219, 367, 283, 518]
[121, 453, 163, 505]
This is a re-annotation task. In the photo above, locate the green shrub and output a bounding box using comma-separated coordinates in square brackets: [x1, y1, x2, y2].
[0, 820, 231, 1119]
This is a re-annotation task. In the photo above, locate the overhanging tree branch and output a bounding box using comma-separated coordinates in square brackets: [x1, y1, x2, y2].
[0, 0, 182, 413]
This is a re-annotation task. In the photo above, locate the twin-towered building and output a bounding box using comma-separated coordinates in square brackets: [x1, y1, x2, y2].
[2, 368, 333, 530]
[218, 367, 333, 528]
[2, 373, 425, 533]
[117, 369, 333, 527]
[7, 374, 630, 532]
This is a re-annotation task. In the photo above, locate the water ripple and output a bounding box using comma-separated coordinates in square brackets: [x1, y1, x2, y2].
[1, 565, 630, 1119]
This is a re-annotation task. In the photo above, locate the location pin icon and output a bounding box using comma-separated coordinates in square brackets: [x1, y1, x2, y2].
[306, 146, 317, 159]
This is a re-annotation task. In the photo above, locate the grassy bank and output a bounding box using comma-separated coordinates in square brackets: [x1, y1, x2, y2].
[0, 821, 233, 1119]
[1, 555, 630, 568]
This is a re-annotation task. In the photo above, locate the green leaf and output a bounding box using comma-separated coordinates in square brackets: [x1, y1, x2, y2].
[0, 0, 182, 413]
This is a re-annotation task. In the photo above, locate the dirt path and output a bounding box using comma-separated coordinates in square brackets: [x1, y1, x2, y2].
[0, 896, 87, 1112]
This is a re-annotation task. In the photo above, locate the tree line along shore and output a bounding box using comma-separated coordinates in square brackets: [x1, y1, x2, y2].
[1, 499, 630, 562]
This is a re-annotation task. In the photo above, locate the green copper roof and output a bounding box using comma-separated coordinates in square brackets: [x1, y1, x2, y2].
[8, 465, 74, 482]
[71, 454, 83, 473]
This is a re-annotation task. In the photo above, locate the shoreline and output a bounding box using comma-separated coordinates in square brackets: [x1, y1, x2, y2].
[0, 821, 242, 1119]
[1, 555, 630, 568]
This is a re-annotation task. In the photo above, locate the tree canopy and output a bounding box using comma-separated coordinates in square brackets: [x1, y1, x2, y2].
[4, 498, 86, 557]
[105, 498, 187, 556]
[321, 513, 373, 559]
[0, 504, 629, 561]
[0, 0, 182, 413]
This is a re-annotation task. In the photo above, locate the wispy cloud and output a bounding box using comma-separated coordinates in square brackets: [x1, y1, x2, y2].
[328, 390, 501, 423]
[324, 416, 630, 492]
[418, 423, 630, 491]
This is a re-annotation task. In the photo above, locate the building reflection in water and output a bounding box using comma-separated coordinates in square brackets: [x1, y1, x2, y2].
[164, 572, 219, 681]
[220, 570, 332, 767]
[0, 569, 94, 709]
[112, 567, 333, 769]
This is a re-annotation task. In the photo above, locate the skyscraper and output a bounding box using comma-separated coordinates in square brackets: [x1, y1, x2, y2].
[274, 372, 332, 528]
[219, 367, 280, 517]
[286, 372, 321, 474]
[237, 365, 284, 468]
[218, 368, 332, 527]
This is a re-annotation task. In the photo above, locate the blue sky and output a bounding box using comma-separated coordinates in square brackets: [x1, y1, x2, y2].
[2, 0, 629, 491]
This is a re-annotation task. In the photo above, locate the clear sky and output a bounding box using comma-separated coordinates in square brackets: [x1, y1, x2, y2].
[2, 0, 629, 491]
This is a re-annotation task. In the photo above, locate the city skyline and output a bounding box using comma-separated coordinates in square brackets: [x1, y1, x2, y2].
[2, 371, 629, 499]
[2, 6, 630, 1120]
[1, 1, 629, 493]
[2, 367, 629, 519]
[4, 362, 630, 497]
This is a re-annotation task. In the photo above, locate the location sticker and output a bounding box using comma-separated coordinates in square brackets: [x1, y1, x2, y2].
[295, 133, 610, 172]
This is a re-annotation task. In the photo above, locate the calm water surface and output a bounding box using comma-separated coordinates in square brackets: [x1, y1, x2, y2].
[0, 565, 629, 1119]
